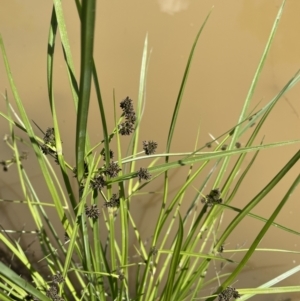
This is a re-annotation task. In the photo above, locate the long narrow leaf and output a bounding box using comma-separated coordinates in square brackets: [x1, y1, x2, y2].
[76, 0, 97, 181]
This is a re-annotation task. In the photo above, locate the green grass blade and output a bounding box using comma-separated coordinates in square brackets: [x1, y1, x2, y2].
[92, 60, 110, 171]
[73, 0, 110, 172]
[107, 139, 300, 185]
[239, 265, 300, 300]
[221, 203, 300, 236]
[214, 0, 286, 188]
[215, 149, 300, 252]
[0, 262, 51, 301]
[161, 215, 184, 301]
[0, 233, 47, 294]
[47, 6, 77, 211]
[76, 0, 96, 181]
[128, 34, 149, 197]
[0, 290, 15, 301]
[221, 69, 300, 196]
[52, 0, 79, 108]
[166, 8, 212, 154]
[152, 15, 213, 286]
[115, 99, 129, 286]
[0, 34, 71, 233]
[209, 173, 300, 301]
[238, 0, 286, 126]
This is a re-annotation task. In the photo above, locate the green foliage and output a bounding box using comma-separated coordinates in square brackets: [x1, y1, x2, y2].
[0, 1, 300, 301]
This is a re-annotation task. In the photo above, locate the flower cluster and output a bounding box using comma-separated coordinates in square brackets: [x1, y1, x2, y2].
[218, 245, 225, 253]
[73, 161, 89, 178]
[52, 272, 65, 284]
[64, 232, 70, 244]
[0, 152, 27, 172]
[201, 188, 222, 207]
[43, 127, 55, 144]
[218, 287, 240, 301]
[118, 271, 125, 281]
[206, 142, 212, 148]
[235, 142, 241, 148]
[104, 194, 120, 208]
[25, 271, 65, 301]
[46, 285, 63, 301]
[137, 167, 151, 182]
[85, 204, 100, 219]
[114, 266, 125, 281]
[120, 96, 134, 115]
[143, 140, 158, 155]
[104, 161, 122, 178]
[119, 97, 136, 136]
[41, 127, 56, 156]
[90, 174, 106, 191]
[102, 149, 114, 161]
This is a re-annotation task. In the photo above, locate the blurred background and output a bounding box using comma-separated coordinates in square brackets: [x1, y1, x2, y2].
[0, 1, 299, 300]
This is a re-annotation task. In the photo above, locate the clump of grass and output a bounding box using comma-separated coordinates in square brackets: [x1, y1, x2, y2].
[0, 1, 300, 301]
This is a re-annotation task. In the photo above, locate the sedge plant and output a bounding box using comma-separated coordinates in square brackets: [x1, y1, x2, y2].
[0, 1, 300, 301]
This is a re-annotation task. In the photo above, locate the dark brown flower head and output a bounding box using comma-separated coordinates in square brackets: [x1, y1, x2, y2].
[221, 144, 227, 151]
[1, 152, 29, 172]
[85, 204, 100, 219]
[41, 127, 60, 160]
[119, 121, 135, 136]
[79, 182, 85, 196]
[105, 161, 121, 178]
[41, 144, 56, 156]
[73, 161, 89, 178]
[54, 154, 59, 165]
[64, 232, 70, 243]
[46, 285, 58, 299]
[210, 188, 221, 201]
[229, 128, 235, 136]
[137, 167, 151, 182]
[120, 96, 134, 114]
[0, 160, 8, 172]
[43, 127, 55, 145]
[90, 174, 106, 191]
[104, 194, 120, 208]
[201, 188, 222, 207]
[119, 97, 136, 136]
[126, 111, 136, 124]
[103, 149, 114, 161]
[52, 272, 64, 284]
[143, 140, 158, 155]
[218, 287, 240, 301]
[235, 142, 241, 148]
[201, 197, 206, 205]
[118, 273, 125, 281]
[115, 266, 125, 281]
